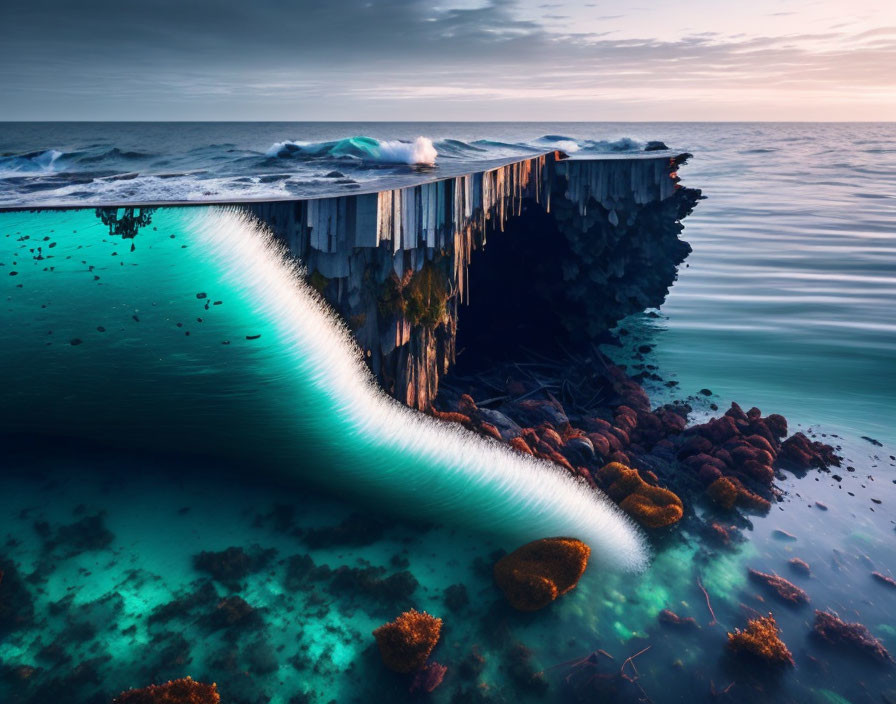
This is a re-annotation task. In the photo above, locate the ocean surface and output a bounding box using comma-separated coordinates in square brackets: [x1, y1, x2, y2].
[1, 122, 895, 704]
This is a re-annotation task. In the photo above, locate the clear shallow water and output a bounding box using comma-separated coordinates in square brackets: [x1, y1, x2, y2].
[1, 123, 895, 703]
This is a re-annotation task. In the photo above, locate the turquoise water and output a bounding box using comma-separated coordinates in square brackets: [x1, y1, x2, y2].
[1, 123, 896, 703]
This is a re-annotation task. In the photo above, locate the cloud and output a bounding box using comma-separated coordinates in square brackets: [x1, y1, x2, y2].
[1, 0, 895, 119]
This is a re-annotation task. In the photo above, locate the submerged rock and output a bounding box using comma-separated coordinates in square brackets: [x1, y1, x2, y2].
[727, 613, 794, 667]
[192, 545, 276, 590]
[113, 676, 220, 703]
[493, 537, 590, 611]
[748, 568, 809, 605]
[812, 610, 893, 663]
[596, 462, 683, 528]
[373, 609, 442, 673]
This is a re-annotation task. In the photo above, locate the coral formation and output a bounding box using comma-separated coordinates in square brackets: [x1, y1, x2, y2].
[596, 462, 683, 528]
[812, 610, 893, 663]
[726, 614, 794, 666]
[493, 537, 591, 611]
[372, 609, 443, 673]
[747, 569, 809, 605]
[113, 677, 220, 704]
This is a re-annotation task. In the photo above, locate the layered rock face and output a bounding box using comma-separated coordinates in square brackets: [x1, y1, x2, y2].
[245, 152, 700, 409]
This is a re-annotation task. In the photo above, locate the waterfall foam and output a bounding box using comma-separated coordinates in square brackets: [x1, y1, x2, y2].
[191, 207, 648, 572]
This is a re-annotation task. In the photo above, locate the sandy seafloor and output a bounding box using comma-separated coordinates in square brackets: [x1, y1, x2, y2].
[2, 426, 895, 704]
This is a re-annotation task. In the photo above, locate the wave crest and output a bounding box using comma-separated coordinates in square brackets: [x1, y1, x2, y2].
[266, 135, 437, 165]
[190, 207, 648, 571]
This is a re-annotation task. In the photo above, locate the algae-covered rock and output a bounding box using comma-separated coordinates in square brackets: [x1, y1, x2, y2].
[373, 609, 442, 673]
[597, 462, 683, 528]
[493, 537, 590, 611]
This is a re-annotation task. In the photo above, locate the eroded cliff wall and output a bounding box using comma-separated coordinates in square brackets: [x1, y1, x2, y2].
[244, 152, 700, 409]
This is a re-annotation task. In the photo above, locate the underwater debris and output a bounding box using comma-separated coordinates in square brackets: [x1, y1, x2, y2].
[372, 609, 442, 673]
[113, 676, 220, 703]
[658, 609, 699, 629]
[726, 614, 794, 667]
[747, 569, 809, 605]
[812, 610, 893, 663]
[493, 537, 590, 612]
[596, 462, 683, 528]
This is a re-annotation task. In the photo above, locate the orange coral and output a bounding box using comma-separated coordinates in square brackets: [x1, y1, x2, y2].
[707, 476, 771, 513]
[493, 537, 590, 611]
[727, 614, 794, 666]
[597, 462, 683, 528]
[373, 609, 443, 673]
[113, 677, 220, 704]
[707, 477, 738, 510]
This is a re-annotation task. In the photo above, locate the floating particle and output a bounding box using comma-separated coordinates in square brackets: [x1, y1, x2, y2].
[196, 317, 203, 323]
[221, 340, 230, 345]
[132, 315, 140, 322]
[246, 334, 261, 340]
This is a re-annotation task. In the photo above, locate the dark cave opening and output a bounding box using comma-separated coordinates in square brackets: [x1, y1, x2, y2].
[454, 199, 576, 372]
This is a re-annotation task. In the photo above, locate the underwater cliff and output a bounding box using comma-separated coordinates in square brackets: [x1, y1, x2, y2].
[243, 151, 700, 409]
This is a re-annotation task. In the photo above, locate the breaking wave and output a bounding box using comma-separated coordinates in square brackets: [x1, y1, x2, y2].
[266, 135, 438, 165]
[193, 208, 648, 571]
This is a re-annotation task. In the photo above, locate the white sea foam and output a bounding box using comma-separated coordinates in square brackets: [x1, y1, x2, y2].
[190, 208, 648, 572]
[376, 136, 438, 165]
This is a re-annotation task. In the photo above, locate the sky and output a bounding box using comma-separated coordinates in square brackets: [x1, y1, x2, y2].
[1, 0, 894, 120]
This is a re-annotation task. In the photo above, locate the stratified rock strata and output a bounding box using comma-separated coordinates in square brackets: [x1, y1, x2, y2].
[245, 152, 700, 409]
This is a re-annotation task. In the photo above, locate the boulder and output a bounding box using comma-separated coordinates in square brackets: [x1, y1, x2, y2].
[493, 537, 590, 612]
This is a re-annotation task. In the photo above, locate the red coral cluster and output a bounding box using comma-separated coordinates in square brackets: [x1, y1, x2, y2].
[727, 614, 794, 667]
[373, 610, 443, 673]
[680, 403, 838, 510]
[113, 677, 220, 704]
[431, 354, 840, 527]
